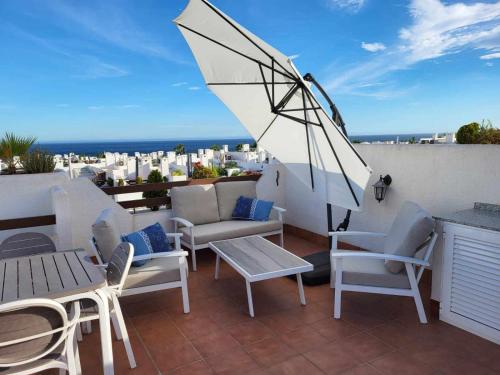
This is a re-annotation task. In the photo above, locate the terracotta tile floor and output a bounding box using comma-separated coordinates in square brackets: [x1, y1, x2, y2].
[67, 234, 500, 374]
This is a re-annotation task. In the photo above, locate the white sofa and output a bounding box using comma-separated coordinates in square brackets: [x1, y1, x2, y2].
[170, 181, 285, 271]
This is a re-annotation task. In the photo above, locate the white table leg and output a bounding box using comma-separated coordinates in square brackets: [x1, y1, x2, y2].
[245, 280, 255, 317]
[297, 273, 306, 305]
[215, 254, 221, 280]
[95, 290, 114, 375]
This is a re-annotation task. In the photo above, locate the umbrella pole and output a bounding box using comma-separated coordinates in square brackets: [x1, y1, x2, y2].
[303, 73, 352, 247]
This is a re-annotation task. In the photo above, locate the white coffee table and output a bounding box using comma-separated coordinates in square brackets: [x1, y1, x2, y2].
[208, 235, 313, 317]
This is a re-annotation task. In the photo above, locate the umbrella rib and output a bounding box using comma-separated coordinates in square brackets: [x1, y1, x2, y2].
[277, 112, 322, 127]
[207, 82, 294, 85]
[200, 0, 298, 80]
[259, 64, 273, 111]
[177, 23, 295, 81]
[303, 85, 368, 168]
[302, 87, 315, 190]
[256, 114, 279, 143]
[304, 89, 360, 207]
[279, 107, 321, 112]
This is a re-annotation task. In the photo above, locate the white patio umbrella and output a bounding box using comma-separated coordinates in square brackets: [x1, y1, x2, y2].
[174, 0, 371, 211]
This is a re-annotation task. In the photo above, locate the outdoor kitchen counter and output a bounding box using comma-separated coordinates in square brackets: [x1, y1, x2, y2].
[434, 202, 500, 232]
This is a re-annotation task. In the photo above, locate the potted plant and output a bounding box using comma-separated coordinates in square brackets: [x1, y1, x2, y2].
[143, 170, 166, 211]
[21, 148, 56, 174]
[169, 168, 187, 182]
[118, 178, 125, 187]
[191, 162, 218, 179]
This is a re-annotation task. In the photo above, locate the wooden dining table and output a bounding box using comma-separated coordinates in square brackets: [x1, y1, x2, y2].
[0, 249, 114, 375]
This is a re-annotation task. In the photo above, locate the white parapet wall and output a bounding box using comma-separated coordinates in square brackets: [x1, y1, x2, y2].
[285, 144, 500, 236]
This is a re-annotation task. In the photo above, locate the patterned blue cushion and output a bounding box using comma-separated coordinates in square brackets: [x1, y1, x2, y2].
[123, 222, 171, 267]
[122, 230, 153, 267]
[143, 223, 171, 253]
[232, 196, 274, 222]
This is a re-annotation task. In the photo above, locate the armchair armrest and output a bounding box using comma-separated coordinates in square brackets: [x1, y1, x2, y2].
[169, 217, 194, 228]
[328, 231, 386, 238]
[272, 206, 286, 222]
[330, 251, 430, 267]
[132, 250, 189, 262]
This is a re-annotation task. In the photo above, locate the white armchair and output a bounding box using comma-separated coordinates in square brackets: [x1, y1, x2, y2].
[330, 202, 438, 323]
[90, 209, 190, 314]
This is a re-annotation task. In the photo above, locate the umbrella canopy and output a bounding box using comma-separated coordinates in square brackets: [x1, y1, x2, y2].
[174, 0, 371, 211]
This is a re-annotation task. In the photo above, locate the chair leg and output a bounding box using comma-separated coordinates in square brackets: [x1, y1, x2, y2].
[76, 323, 83, 342]
[180, 259, 190, 314]
[73, 327, 82, 375]
[333, 258, 343, 319]
[111, 310, 123, 340]
[405, 263, 428, 324]
[112, 294, 137, 368]
[191, 247, 197, 271]
[279, 231, 284, 247]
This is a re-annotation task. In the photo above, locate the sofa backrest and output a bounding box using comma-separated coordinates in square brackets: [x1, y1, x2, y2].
[215, 181, 257, 221]
[171, 184, 220, 225]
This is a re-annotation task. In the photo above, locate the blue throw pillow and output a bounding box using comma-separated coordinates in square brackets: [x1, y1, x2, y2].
[251, 199, 274, 221]
[143, 223, 171, 253]
[232, 196, 274, 222]
[122, 230, 153, 267]
[232, 196, 254, 219]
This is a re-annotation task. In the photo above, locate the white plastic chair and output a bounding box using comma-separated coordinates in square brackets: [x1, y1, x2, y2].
[79, 242, 136, 369]
[330, 202, 438, 324]
[0, 298, 80, 375]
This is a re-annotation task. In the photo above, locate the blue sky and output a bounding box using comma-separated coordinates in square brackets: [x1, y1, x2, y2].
[1, 0, 499, 141]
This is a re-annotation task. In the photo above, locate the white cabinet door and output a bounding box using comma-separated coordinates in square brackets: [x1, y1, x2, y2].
[441, 223, 500, 344]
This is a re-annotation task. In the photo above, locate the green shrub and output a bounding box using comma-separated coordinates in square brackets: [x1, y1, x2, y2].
[143, 170, 166, 211]
[171, 169, 185, 176]
[456, 122, 480, 144]
[210, 144, 221, 151]
[235, 143, 244, 152]
[21, 149, 56, 174]
[135, 176, 143, 184]
[106, 177, 114, 187]
[118, 178, 125, 187]
[224, 161, 238, 169]
[192, 162, 218, 179]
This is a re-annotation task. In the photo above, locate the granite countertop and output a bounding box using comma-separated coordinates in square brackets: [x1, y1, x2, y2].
[434, 202, 500, 232]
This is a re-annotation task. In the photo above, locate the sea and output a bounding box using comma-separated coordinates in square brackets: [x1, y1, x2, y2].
[38, 134, 433, 156]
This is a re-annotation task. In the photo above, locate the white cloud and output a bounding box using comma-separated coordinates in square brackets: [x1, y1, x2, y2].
[288, 54, 301, 60]
[88, 106, 104, 110]
[188, 86, 201, 90]
[480, 52, 500, 60]
[327, 0, 366, 13]
[485, 62, 494, 66]
[43, 0, 186, 64]
[172, 82, 188, 87]
[361, 42, 386, 52]
[326, 0, 500, 96]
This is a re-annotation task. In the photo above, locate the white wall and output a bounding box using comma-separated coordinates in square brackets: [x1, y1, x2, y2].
[285, 144, 500, 236]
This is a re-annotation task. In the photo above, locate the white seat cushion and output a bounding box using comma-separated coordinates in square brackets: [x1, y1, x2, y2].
[125, 257, 181, 289]
[215, 181, 257, 221]
[179, 220, 282, 245]
[384, 201, 434, 274]
[171, 184, 220, 225]
[331, 250, 410, 289]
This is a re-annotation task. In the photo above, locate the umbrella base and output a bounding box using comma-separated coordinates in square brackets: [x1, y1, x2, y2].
[287, 251, 331, 286]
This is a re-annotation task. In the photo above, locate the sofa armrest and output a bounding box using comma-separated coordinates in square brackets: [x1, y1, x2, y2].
[272, 206, 286, 222]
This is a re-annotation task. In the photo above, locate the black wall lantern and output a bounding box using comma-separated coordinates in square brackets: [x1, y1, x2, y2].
[373, 175, 392, 203]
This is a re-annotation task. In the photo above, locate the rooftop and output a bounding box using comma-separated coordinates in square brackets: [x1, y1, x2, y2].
[59, 233, 499, 375]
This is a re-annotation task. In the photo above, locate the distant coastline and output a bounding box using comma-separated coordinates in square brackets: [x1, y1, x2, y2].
[37, 134, 434, 155]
